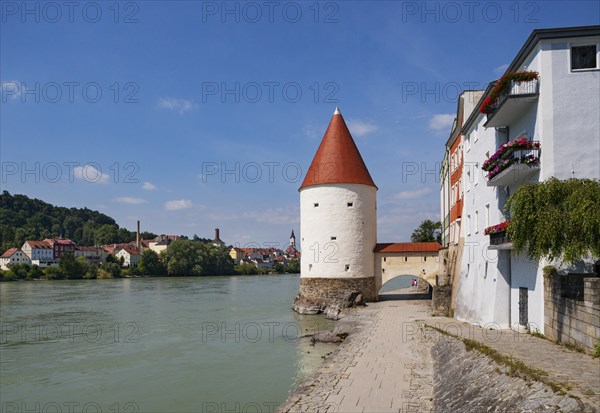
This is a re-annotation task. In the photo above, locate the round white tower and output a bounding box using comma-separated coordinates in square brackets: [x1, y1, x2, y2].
[297, 107, 377, 305]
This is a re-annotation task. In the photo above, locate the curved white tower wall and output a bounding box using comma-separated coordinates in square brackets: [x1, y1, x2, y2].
[300, 183, 376, 279]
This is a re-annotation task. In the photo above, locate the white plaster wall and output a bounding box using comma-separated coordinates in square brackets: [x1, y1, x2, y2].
[547, 37, 600, 180]
[455, 114, 511, 328]
[300, 183, 376, 279]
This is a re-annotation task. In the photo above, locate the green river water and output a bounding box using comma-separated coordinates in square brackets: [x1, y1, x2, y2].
[0, 274, 337, 412]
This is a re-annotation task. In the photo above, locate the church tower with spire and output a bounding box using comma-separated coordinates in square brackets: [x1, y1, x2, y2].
[295, 107, 377, 308]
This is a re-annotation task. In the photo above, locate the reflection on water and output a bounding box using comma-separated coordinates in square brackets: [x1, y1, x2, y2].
[0, 275, 334, 412]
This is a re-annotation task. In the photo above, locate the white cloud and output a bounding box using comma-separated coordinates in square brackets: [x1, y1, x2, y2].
[157, 97, 196, 114]
[74, 165, 109, 184]
[165, 199, 192, 210]
[142, 182, 157, 191]
[494, 63, 509, 75]
[1, 80, 21, 100]
[302, 124, 320, 139]
[115, 197, 147, 205]
[348, 119, 378, 137]
[394, 187, 432, 200]
[428, 114, 454, 135]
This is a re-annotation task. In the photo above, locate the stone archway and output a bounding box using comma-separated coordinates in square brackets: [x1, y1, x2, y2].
[378, 274, 433, 301]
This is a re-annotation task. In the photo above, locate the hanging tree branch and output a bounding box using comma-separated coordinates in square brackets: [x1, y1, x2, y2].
[505, 178, 600, 264]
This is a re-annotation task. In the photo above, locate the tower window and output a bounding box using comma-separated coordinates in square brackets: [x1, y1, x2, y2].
[383, 257, 386, 262]
[345, 264, 350, 271]
[331, 236, 337, 241]
[309, 264, 312, 271]
[404, 257, 408, 262]
[347, 202, 353, 207]
[424, 256, 427, 262]
[382, 268, 385, 273]
[314, 203, 319, 207]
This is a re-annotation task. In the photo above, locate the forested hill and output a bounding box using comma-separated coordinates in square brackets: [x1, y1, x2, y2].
[0, 191, 154, 251]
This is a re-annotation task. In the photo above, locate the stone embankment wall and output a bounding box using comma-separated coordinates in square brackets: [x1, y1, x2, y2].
[432, 335, 583, 412]
[297, 277, 376, 303]
[544, 269, 600, 354]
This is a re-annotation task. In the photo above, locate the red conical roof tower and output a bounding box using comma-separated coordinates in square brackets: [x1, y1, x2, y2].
[299, 108, 377, 190]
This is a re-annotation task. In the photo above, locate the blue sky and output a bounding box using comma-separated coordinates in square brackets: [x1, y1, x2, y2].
[1, 1, 599, 248]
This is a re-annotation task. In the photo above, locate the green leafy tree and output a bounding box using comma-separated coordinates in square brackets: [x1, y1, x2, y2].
[506, 178, 600, 264]
[139, 250, 166, 276]
[285, 259, 300, 274]
[410, 220, 442, 243]
[165, 240, 205, 276]
[94, 225, 119, 245]
[274, 263, 285, 274]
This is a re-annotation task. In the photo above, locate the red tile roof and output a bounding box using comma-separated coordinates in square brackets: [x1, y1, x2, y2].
[1, 247, 21, 258]
[374, 242, 442, 253]
[24, 240, 52, 249]
[118, 245, 140, 255]
[300, 109, 376, 190]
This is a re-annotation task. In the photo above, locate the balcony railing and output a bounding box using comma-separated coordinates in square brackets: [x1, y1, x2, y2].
[485, 222, 513, 250]
[483, 138, 540, 187]
[483, 78, 539, 127]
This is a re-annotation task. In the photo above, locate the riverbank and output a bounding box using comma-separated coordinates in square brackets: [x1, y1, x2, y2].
[279, 297, 599, 412]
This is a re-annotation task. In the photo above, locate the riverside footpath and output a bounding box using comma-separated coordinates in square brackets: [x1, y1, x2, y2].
[277, 289, 600, 413]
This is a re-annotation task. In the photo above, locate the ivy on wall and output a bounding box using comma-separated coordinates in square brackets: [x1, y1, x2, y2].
[505, 178, 600, 264]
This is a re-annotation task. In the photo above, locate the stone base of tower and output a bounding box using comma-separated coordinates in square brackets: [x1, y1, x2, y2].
[292, 277, 376, 318]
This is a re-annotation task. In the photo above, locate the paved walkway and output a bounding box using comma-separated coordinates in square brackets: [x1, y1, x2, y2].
[420, 316, 600, 409]
[279, 296, 599, 412]
[280, 298, 435, 413]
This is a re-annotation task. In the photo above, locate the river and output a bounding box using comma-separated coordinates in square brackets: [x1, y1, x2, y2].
[0, 275, 336, 413]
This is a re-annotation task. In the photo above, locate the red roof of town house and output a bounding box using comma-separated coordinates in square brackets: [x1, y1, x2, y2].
[24, 240, 52, 249]
[373, 242, 443, 253]
[118, 245, 140, 256]
[300, 108, 377, 190]
[1, 247, 21, 258]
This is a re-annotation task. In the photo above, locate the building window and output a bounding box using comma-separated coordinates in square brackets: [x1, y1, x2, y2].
[382, 268, 385, 273]
[345, 264, 350, 271]
[571, 44, 598, 70]
[404, 257, 408, 262]
[466, 214, 471, 235]
[309, 264, 312, 271]
[313, 203, 319, 207]
[330, 236, 337, 241]
[383, 257, 386, 262]
[423, 256, 427, 262]
[347, 202, 353, 207]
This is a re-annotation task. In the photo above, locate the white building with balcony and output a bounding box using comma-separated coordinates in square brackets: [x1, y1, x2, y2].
[455, 25, 600, 332]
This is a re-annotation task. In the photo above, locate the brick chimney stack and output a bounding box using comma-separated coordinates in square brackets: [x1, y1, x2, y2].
[136, 220, 141, 250]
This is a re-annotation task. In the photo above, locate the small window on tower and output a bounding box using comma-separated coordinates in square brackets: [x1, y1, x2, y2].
[404, 257, 408, 262]
[345, 264, 350, 271]
[347, 202, 353, 207]
[314, 203, 319, 207]
[383, 257, 386, 262]
[331, 236, 337, 241]
[309, 264, 312, 271]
